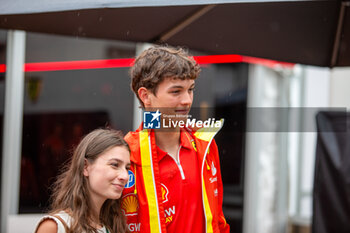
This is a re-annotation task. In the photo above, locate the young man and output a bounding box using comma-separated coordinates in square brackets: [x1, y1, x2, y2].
[121, 45, 230, 233]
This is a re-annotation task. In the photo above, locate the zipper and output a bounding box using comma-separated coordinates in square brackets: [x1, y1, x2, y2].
[201, 139, 214, 233]
[200, 119, 224, 233]
[168, 145, 186, 180]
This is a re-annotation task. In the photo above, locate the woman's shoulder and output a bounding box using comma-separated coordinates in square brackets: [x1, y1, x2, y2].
[35, 219, 58, 233]
[34, 211, 71, 233]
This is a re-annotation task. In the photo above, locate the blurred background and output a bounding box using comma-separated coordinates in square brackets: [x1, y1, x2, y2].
[0, 1, 349, 232]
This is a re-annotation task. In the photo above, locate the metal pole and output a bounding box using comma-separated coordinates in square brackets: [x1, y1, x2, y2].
[1, 30, 26, 233]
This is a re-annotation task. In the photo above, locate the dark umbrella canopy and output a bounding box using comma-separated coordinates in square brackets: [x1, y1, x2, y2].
[0, 0, 349, 67]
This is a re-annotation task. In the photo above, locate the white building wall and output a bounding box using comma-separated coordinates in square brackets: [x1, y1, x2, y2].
[330, 67, 350, 109]
[289, 66, 330, 224]
[244, 64, 291, 233]
[244, 63, 347, 233]
[289, 65, 350, 226]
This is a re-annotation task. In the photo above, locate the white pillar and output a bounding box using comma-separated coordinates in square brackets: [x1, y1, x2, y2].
[243, 65, 265, 233]
[243, 64, 291, 233]
[1, 30, 26, 233]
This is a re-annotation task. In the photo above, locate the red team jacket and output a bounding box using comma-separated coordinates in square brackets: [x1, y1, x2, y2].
[121, 123, 230, 233]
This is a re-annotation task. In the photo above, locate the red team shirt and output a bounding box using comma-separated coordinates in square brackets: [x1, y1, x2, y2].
[157, 129, 205, 233]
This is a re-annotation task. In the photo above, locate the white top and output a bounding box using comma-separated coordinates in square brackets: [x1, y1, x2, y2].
[35, 211, 108, 233]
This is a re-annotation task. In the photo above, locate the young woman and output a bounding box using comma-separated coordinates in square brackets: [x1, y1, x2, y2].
[35, 128, 131, 233]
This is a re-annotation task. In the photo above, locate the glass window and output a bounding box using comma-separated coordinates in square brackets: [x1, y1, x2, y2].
[20, 32, 135, 213]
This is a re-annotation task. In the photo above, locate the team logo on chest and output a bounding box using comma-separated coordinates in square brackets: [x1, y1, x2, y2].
[191, 140, 197, 152]
[161, 183, 175, 224]
[161, 183, 169, 203]
[121, 193, 139, 216]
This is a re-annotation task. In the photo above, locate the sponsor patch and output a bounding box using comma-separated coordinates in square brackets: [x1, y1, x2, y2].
[211, 161, 217, 176]
[164, 206, 176, 224]
[125, 170, 135, 188]
[121, 193, 139, 216]
[128, 223, 141, 232]
[191, 140, 197, 152]
[161, 183, 169, 203]
[209, 177, 218, 183]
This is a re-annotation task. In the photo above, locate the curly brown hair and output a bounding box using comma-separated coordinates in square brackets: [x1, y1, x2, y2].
[130, 45, 201, 108]
[49, 128, 130, 233]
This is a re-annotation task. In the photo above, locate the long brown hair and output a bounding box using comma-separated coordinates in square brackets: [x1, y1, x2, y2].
[49, 128, 130, 233]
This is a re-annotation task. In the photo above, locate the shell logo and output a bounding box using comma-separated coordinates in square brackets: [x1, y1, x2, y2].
[161, 183, 169, 203]
[121, 194, 139, 216]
